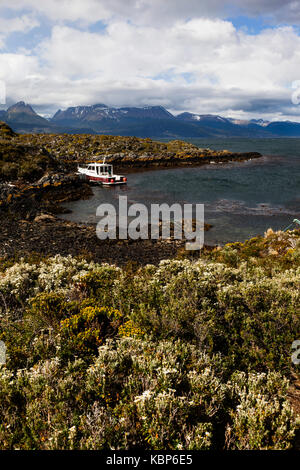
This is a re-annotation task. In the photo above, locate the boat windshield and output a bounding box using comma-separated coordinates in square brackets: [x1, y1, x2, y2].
[97, 165, 112, 175]
[80, 163, 113, 175]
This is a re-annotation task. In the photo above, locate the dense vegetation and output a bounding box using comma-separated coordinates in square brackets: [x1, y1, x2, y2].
[0, 122, 59, 182]
[14, 133, 233, 163]
[0, 228, 299, 450]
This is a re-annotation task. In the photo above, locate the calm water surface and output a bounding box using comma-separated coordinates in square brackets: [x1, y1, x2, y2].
[60, 138, 300, 245]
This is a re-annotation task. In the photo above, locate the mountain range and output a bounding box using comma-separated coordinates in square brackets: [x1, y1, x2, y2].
[2, 101, 300, 138]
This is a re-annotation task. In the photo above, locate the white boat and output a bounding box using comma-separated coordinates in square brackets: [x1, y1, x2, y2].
[77, 159, 127, 186]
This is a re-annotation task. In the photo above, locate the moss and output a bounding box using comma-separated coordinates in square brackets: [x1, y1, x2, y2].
[0, 136, 59, 182]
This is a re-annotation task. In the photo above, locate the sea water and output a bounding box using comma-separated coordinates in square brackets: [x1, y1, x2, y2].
[60, 138, 300, 245]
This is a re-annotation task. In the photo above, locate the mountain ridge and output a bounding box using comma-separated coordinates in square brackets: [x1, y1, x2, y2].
[1, 101, 300, 137]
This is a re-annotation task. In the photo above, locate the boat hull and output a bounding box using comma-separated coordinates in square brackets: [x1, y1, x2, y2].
[85, 175, 127, 185]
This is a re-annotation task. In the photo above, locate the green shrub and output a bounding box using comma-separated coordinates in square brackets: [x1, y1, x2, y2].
[59, 306, 122, 357]
[0, 338, 296, 450]
[29, 292, 71, 328]
[225, 372, 295, 449]
[0, 230, 299, 449]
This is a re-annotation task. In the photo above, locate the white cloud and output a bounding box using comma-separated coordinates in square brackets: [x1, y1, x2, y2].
[0, 14, 39, 34]
[3, 0, 300, 25]
[1, 0, 117, 24]
[0, 53, 39, 82]
[0, 13, 39, 49]
[1, 2, 300, 120]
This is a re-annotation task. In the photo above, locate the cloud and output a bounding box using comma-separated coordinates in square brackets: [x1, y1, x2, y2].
[1, 2, 300, 120]
[1, 0, 121, 24]
[0, 13, 39, 49]
[0, 14, 39, 34]
[3, 0, 300, 25]
[0, 53, 40, 82]
[230, 0, 300, 24]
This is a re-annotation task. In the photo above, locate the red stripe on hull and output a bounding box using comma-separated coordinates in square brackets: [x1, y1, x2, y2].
[87, 176, 108, 182]
[87, 175, 126, 185]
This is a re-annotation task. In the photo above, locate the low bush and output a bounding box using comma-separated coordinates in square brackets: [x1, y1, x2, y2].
[0, 230, 299, 449]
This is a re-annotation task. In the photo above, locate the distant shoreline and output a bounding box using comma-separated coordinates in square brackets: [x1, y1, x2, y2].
[109, 151, 262, 171]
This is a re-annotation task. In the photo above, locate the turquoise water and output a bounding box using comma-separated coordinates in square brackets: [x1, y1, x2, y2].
[61, 138, 300, 245]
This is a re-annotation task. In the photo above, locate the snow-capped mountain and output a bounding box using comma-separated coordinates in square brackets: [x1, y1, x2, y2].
[2, 101, 300, 137]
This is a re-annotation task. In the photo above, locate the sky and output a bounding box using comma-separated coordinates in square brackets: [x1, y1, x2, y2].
[1, 0, 300, 121]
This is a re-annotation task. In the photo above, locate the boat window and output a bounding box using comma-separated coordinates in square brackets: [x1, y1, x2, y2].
[108, 166, 112, 175]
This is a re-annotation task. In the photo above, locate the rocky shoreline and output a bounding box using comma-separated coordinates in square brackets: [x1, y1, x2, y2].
[0, 121, 262, 265]
[0, 172, 214, 265]
[93, 151, 262, 170]
[0, 174, 92, 217]
[9, 129, 262, 169]
[0, 212, 216, 266]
